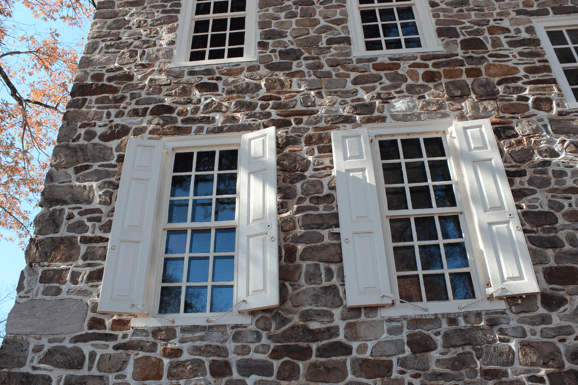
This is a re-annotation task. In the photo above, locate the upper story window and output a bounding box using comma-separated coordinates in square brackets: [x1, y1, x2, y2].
[347, 0, 440, 56]
[172, 0, 257, 67]
[535, 17, 578, 108]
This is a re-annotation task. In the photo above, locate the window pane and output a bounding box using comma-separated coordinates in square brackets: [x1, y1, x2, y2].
[450, 273, 475, 300]
[215, 228, 236, 252]
[439, 215, 462, 239]
[230, 0, 246, 12]
[554, 47, 577, 64]
[409, 186, 433, 209]
[394, 246, 417, 272]
[190, 50, 206, 61]
[444, 242, 469, 269]
[359, 0, 374, 3]
[228, 47, 244, 58]
[218, 150, 238, 170]
[363, 24, 381, 39]
[209, 49, 226, 60]
[212, 18, 228, 32]
[398, 275, 422, 302]
[415, 216, 437, 241]
[191, 199, 212, 222]
[365, 40, 383, 51]
[360, 9, 378, 23]
[173, 152, 194, 172]
[547, 30, 568, 46]
[159, 287, 181, 313]
[195, 1, 211, 15]
[386, 187, 408, 210]
[401, 138, 422, 158]
[184, 286, 208, 313]
[168, 200, 189, 223]
[389, 218, 413, 243]
[194, 20, 210, 34]
[190, 229, 212, 253]
[382, 163, 404, 184]
[564, 68, 578, 86]
[385, 39, 403, 50]
[194, 175, 214, 196]
[428, 160, 451, 182]
[382, 23, 400, 38]
[191, 35, 208, 50]
[213, 256, 235, 281]
[423, 274, 449, 301]
[378, 8, 396, 21]
[211, 285, 234, 312]
[229, 32, 245, 46]
[401, 21, 418, 36]
[196, 151, 216, 171]
[162, 258, 184, 283]
[171, 176, 191, 197]
[165, 230, 187, 254]
[230, 17, 245, 31]
[405, 161, 427, 183]
[187, 257, 210, 282]
[419, 245, 443, 270]
[215, 198, 236, 221]
[217, 173, 237, 195]
[397, 6, 415, 20]
[568, 29, 578, 44]
[433, 185, 457, 208]
[379, 139, 400, 160]
[210, 34, 226, 48]
[404, 37, 422, 48]
[213, 1, 229, 13]
[424, 137, 445, 157]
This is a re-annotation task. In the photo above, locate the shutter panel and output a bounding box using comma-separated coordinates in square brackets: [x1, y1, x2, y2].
[236, 126, 279, 312]
[331, 128, 394, 307]
[453, 119, 539, 297]
[99, 139, 165, 313]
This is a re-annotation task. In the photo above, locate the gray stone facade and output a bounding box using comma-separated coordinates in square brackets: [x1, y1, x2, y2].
[2, 0, 578, 383]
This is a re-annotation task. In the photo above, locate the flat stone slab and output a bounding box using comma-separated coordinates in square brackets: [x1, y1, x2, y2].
[6, 299, 87, 335]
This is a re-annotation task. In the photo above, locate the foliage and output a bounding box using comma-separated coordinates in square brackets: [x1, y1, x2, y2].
[0, 0, 93, 245]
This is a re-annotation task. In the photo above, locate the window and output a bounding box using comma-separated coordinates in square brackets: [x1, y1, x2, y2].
[347, 0, 440, 56]
[535, 17, 578, 108]
[172, 0, 257, 66]
[331, 119, 539, 315]
[98, 128, 278, 326]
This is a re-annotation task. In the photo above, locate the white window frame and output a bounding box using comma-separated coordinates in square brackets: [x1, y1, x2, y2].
[346, 0, 441, 57]
[171, 0, 258, 67]
[534, 16, 578, 109]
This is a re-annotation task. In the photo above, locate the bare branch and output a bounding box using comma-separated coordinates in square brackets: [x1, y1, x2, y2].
[0, 204, 32, 236]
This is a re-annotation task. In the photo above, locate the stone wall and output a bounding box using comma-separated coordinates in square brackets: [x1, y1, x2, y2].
[2, 0, 578, 383]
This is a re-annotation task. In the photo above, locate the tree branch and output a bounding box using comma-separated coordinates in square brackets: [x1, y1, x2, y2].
[0, 204, 32, 236]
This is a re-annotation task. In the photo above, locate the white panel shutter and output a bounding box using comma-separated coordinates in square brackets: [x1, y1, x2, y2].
[236, 126, 279, 312]
[453, 119, 539, 297]
[99, 138, 165, 313]
[332, 128, 394, 307]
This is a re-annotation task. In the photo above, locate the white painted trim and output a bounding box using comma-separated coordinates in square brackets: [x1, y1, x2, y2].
[534, 17, 578, 108]
[131, 314, 252, 327]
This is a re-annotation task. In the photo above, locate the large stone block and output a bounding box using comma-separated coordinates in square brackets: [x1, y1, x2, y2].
[25, 236, 80, 264]
[38, 346, 85, 369]
[0, 372, 52, 385]
[6, 299, 87, 335]
[51, 143, 114, 168]
[519, 341, 564, 368]
[0, 338, 29, 369]
[305, 359, 348, 382]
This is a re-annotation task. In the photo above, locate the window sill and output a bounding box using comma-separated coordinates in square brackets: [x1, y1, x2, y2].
[352, 46, 443, 58]
[131, 314, 252, 327]
[169, 56, 257, 68]
[379, 298, 506, 317]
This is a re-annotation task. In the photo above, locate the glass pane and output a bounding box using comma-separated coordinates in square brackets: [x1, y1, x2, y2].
[159, 287, 181, 314]
[398, 275, 422, 302]
[213, 256, 235, 281]
[386, 187, 408, 210]
[554, 47, 577, 64]
[568, 29, 578, 44]
[211, 285, 234, 312]
[190, 50, 206, 61]
[444, 242, 469, 269]
[450, 273, 475, 300]
[401, 21, 418, 36]
[215, 228, 236, 252]
[573, 87, 578, 100]
[428, 160, 451, 182]
[360, 9, 378, 23]
[218, 150, 238, 170]
[382, 163, 404, 184]
[229, 32, 245, 46]
[423, 274, 449, 301]
[230, 0, 246, 12]
[406, 162, 427, 183]
[380, 139, 400, 160]
[359, 0, 374, 3]
[230, 17, 245, 31]
[212, 18, 228, 32]
[385, 39, 402, 50]
[439, 215, 462, 239]
[397, 6, 415, 20]
[195, 1, 211, 15]
[564, 68, 578, 86]
[401, 138, 422, 159]
[173, 152, 194, 172]
[191, 199, 212, 222]
[547, 30, 568, 46]
[217, 173, 237, 195]
[415, 216, 437, 241]
[191, 35, 208, 49]
[419, 245, 443, 270]
[171, 176, 191, 197]
[405, 37, 421, 48]
[210, 34, 227, 47]
[190, 229, 212, 253]
[433, 185, 457, 208]
[213, 0, 229, 13]
[196, 151, 216, 171]
[194, 175, 214, 196]
[377, 0, 393, 2]
[184, 286, 207, 313]
[410, 186, 433, 209]
[168, 200, 189, 223]
[215, 198, 236, 221]
[389, 218, 413, 243]
[424, 137, 445, 157]
[194, 20, 210, 34]
[165, 230, 187, 254]
[209, 49, 226, 60]
[228, 47, 244, 58]
[162, 257, 184, 283]
[187, 257, 210, 282]
[382, 23, 400, 38]
[378, 8, 396, 21]
[365, 40, 384, 51]
[363, 24, 381, 39]
[394, 246, 417, 272]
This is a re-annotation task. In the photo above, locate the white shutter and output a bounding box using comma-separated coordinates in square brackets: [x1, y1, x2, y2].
[331, 128, 394, 307]
[453, 119, 539, 297]
[99, 139, 165, 313]
[236, 126, 279, 312]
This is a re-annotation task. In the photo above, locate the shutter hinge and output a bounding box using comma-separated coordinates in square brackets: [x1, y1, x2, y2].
[369, 136, 374, 143]
[330, 227, 341, 233]
[448, 129, 456, 139]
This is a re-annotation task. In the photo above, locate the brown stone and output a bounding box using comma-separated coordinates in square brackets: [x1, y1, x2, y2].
[519, 341, 564, 368]
[350, 357, 393, 379]
[167, 359, 207, 380]
[444, 80, 471, 97]
[38, 346, 85, 369]
[290, 285, 343, 308]
[501, 102, 530, 114]
[0, 338, 29, 369]
[161, 346, 183, 358]
[97, 353, 129, 373]
[485, 63, 520, 77]
[268, 324, 339, 343]
[269, 344, 312, 361]
[345, 320, 385, 341]
[26, 236, 80, 264]
[236, 359, 274, 377]
[209, 359, 233, 378]
[543, 266, 578, 286]
[277, 360, 300, 381]
[406, 331, 437, 354]
[305, 359, 348, 383]
[316, 341, 353, 358]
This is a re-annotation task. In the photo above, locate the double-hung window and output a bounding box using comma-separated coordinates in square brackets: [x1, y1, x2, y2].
[347, 0, 440, 56]
[332, 119, 539, 315]
[172, 0, 257, 66]
[98, 127, 278, 326]
[535, 17, 578, 108]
